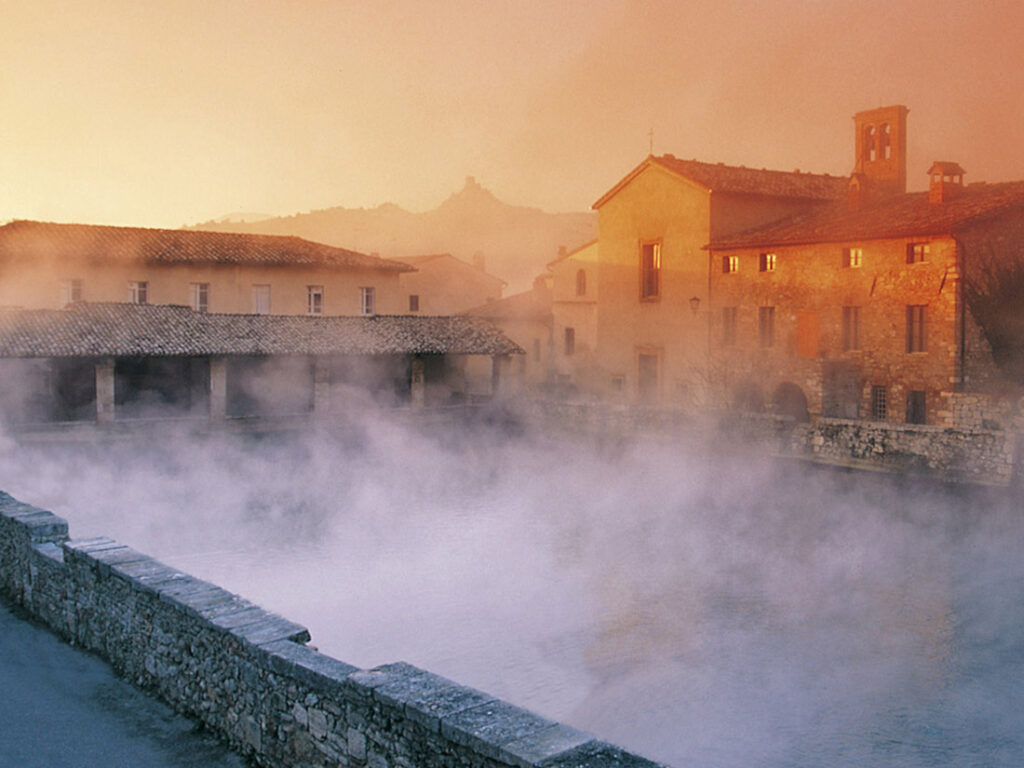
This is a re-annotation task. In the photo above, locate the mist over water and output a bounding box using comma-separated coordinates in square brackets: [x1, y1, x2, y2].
[2, 411, 1022, 768]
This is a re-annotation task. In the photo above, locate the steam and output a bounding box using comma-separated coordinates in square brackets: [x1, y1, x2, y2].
[0, 400, 1021, 768]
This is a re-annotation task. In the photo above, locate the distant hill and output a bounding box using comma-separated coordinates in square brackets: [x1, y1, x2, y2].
[187, 177, 597, 292]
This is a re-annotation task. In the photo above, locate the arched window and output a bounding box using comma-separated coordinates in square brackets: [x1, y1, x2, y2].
[864, 125, 877, 162]
[576, 269, 586, 296]
[880, 123, 891, 159]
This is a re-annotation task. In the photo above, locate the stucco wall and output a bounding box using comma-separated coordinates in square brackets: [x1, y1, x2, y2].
[0, 492, 662, 768]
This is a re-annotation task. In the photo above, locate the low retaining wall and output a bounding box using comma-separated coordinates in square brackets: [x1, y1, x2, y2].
[0, 492, 662, 768]
[784, 418, 1016, 486]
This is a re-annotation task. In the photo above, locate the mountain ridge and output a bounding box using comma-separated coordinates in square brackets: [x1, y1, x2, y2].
[186, 177, 597, 292]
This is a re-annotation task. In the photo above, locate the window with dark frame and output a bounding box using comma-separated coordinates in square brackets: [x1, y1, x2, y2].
[360, 286, 375, 316]
[130, 281, 148, 305]
[843, 247, 863, 268]
[907, 243, 930, 264]
[722, 306, 738, 346]
[842, 306, 860, 351]
[871, 385, 888, 420]
[307, 285, 324, 315]
[758, 306, 775, 348]
[564, 327, 575, 356]
[640, 242, 661, 299]
[758, 252, 776, 272]
[906, 390, 927, 424]
[190, 282, 209, 313]
[722, 254, 739, 274]
[408, 294, 419, 312]
[906, 304, 927, 352]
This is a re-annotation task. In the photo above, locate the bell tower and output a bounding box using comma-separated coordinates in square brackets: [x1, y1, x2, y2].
[848, 105, 909, 209]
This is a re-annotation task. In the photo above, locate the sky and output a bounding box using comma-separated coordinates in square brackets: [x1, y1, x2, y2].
[2, 0, 1023, 228]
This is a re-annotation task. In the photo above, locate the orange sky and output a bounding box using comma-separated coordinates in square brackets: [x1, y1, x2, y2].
[2, 0, 1022, 227]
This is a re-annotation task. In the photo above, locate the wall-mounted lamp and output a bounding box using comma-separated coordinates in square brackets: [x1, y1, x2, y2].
[689, 296, 701, 315]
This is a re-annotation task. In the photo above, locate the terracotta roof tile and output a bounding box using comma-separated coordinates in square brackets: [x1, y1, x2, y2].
[0, 221, 413, 272]
[651, 156, 847, 200]
[708, 181, 1024, 249]
[0, 303, 521, 358]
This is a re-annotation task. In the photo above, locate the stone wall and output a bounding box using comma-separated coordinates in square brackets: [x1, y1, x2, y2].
[0, 492, 662, 768]
[784, 418, 1016, 486]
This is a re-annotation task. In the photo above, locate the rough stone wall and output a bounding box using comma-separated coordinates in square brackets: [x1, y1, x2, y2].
[0, 492, 663, 768]
[710, 234, 962, 426]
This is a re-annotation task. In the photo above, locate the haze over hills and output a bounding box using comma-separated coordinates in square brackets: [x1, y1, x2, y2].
[188, 177, 597, 293]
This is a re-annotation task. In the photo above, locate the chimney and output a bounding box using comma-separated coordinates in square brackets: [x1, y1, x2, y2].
[928, 161, 965, 204]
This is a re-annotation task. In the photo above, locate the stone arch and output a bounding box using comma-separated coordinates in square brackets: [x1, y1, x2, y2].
[732, 380, 765, 413]
[771, 381, 809, 422]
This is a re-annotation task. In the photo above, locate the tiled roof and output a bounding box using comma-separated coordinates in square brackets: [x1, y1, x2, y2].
[593, 155, 846, 209]
[0, 221, 413, 272]
[0, 303, 521, 358]
[708, 181, 1024, 250]
[651, 156, 847, 200]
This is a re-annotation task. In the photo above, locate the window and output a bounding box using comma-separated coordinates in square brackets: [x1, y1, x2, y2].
[843, 247, 863, 268]
[564, 327, 575, 356]
[360, 287, 375, 316]
[307, 285, 324, 316]
[880, 123, 892, 159]
[129, 281, 148, 305]
[907, 243, 930, 264]
[722, 306, 738, 346]
[842, 306, 860, 351]
[906, 305, 927, 352]
[722, 255, 739, 274]
[576, 269, 587, 297]
[190, 282, 209, 313]
[906, 390, 927, 425]
[408, 294, 419, 312]
[640, 242, 661, 299]
[871, 385, 888, 420]
[252, 284, 270, 314]
[611, 375, 625, 392]
[60, 279, 83, 305]
[758, 306, 775, 348]
[758, 252, 776, 272]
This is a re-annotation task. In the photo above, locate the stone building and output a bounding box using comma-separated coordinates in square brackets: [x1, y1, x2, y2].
[0, 221, 412, 316]
[707, 105, 1024, 427]
[393, 253, 505, 315]
[0, 303, 520, 430]
[583, 153, 846, 405]
[547, 241, 600, 396]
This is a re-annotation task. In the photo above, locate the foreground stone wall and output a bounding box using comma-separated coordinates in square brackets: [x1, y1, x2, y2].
[0, 493, 662, 768]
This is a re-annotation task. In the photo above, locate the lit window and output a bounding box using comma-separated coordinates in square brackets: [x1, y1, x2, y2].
[843, 247, 863, 268]
[564, 327, 575, 356]
[758, 252, 776, 272]
[722, 306, 738, 346]
[252, 284, 270, 314]
[408, 294, 419, 312]
[307, 285, 324, 316]
[576, 269, 587, 297]
[907, 243, 930, 264]
[871, 385, 888, 420]
[129, 281, 148, 305]
[190, 283, 209, 313]
[722, 255, 739, 274]
[906, 305, 927, 352]
[640, 242, 661, 299]
[60, 279, 83, 305]
[360, 287, 375, 316]
[758, 306, 775, 348]
[842, 306, 860, 351]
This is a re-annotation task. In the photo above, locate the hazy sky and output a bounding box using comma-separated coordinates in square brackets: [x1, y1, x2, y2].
[3, 0, 1022, 227]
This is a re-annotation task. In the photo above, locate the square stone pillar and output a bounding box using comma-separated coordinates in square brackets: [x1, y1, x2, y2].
[209, 357, 227, 421]
[410, 356, 425, 410]
[95, 357, 115, 424]
[313, 358, 331, 414]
